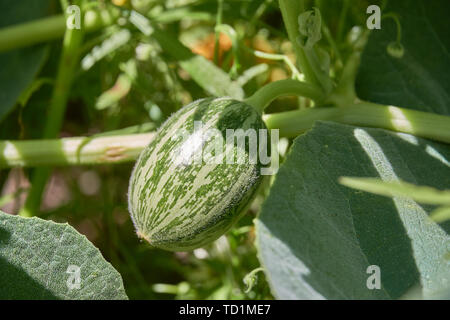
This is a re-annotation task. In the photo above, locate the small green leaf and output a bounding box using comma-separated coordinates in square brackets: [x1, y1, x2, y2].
[0, 211, 128, 299]
[297, 8, 322, 48]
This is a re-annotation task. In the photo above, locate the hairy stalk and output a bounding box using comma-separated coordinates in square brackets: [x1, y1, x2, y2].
[0, 15, 66, 52]
[213, 0, 224, 65]
[19, 10, 85, 218]
[327, 51, 360, 107]
[264, 102, 450, 144]
[337, 0, 350, 43]
[244, 79, 325, 112]
[321, 18, 343, 68]
[326, 29, 369, 107]
[0, 133, 155, 169]
[215, 24, 241, 75]
[250, 49, 302, 80]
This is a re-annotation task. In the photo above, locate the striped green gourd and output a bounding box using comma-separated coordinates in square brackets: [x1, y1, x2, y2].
[128, 97, 267, 251]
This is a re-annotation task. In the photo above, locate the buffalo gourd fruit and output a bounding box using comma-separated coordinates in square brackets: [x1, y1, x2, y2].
[128, 97, 267, 251]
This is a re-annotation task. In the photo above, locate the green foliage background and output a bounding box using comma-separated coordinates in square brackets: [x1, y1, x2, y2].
[1, 0, 448, 300]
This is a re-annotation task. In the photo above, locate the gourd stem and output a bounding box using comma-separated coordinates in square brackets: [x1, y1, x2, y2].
[264, 102, 450, 144]
[244, 79, 325, 113]
[0, 133, 155, 168]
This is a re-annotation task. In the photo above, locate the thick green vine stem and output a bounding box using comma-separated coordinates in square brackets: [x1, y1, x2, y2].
[0, 133, 155, 168]
[244, 79, 325, 112]
[264, 102, 450, 144]
[2, 103, 449, 169]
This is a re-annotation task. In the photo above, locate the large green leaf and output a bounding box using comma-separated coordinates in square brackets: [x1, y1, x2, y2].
[356, 0, 450, 115]
[256, 121, 450, 299]
[0, 211, 128, 299]
[0, 0, 52, 121]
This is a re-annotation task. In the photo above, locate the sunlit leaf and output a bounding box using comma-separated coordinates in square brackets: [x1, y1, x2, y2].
[0, 211, 128, 299]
